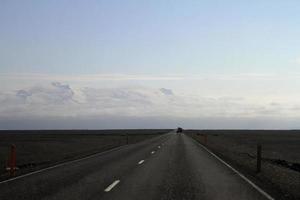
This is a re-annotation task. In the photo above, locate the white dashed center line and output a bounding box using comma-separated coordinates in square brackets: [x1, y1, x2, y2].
[138, 160, 145, 165]
[158, 146, 161, 148]
[151, 151, 155, 154]
[104, 180, 120, 192]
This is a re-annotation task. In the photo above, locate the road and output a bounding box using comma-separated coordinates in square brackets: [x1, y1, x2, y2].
[0, 132, 273, 200]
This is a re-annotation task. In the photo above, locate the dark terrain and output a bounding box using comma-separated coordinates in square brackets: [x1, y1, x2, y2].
[0, 132, 270, 200]
[185, 130, 300, 200]
[0, 129, 170, 181]
[1, 129, 298, 200]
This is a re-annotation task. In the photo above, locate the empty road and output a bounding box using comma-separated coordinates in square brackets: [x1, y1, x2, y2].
[0, 132, 273, 200]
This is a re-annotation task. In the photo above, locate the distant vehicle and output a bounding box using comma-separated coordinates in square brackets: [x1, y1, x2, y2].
[176, 127, 183, 133]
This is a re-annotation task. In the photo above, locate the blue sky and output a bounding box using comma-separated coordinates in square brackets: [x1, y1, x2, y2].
[1, 1, 300, 129]
[1, 0, 300, 74]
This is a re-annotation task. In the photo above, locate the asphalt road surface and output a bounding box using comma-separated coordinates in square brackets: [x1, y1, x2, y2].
[0, 132, 273, 200]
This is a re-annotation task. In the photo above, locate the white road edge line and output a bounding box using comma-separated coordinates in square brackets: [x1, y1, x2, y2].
[196, 141, 275, 200]
[151, 151, 155, 154]
[104, 180, 120, 192]
[138, 160, 145, 165]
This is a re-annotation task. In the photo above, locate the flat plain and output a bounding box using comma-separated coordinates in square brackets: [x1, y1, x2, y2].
[0, 129, 170, 181]
[185, 130, 300, 200]
[1, 129, 299, 200]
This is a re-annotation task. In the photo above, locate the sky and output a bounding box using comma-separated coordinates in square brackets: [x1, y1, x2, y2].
[1, 0, 300, 129]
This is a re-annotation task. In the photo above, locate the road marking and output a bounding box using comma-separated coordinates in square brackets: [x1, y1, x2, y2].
[138, 160, 145, 165]
[158, 146, 161, 148]
[151, 151, 155, 154]
[195, 140, 275, 200]
[104, 180, 120, 192]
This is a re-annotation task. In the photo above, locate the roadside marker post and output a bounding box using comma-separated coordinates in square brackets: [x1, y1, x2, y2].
[7, 144, 17, 177]
[256, 144, 262, 173]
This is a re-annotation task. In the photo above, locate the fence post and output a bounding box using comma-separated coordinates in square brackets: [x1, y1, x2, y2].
[204, 135, 207, 145]
[256, 144, 262, 173]
[9, 144, 17, 177]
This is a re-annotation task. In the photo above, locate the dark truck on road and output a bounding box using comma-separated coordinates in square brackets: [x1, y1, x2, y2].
[176, 127, 183, 133]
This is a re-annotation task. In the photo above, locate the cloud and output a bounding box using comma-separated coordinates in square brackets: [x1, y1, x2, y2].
[16, 90, 31, 100]
[160, 88, 174, 96]
[3, 73, 300, 85]
[295, 57, 300, 65]
[0, 73, 184, 82]
[1, 81, 300, 129]
[0, 83, 176, 118]
[0, 82, 298, 118]
[14, 82, 76, 104]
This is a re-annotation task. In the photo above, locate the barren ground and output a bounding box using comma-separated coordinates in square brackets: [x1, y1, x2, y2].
[186, 130, 300, 200]
[0, 129, 170, 181]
